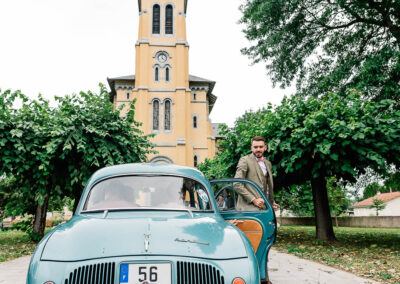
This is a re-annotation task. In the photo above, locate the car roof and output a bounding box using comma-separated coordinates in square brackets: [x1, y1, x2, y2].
[88, 163, 208, 185]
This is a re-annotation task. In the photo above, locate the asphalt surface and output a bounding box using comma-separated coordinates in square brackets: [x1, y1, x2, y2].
[0, 249, 378, 284]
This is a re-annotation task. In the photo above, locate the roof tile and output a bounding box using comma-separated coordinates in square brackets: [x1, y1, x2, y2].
[352, 191, 400, 207]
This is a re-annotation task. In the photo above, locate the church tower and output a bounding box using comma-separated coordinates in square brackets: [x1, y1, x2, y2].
[108, 0, 220, 166]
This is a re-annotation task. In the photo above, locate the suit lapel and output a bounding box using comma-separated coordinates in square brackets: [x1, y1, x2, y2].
[250, 155, 265, 185]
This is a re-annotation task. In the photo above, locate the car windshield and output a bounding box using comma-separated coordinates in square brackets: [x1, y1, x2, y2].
[83, 175, 213, 212]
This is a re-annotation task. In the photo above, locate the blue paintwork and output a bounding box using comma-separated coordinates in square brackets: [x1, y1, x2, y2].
[211, 178, 277, 280]
[27, 163, 270, 284]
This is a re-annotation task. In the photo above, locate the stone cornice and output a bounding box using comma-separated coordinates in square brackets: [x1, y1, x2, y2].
[135, 40, 189, 47]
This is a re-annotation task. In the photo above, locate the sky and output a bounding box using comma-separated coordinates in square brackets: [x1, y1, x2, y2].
[0, 0, 293, 126]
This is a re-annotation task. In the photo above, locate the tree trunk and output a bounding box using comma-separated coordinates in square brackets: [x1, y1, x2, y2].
[311, 175, 336, 242]
[32, 190, 50, 241]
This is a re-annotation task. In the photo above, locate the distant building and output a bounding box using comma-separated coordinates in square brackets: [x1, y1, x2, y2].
[352, 191, 400, 216]
[107, 0, 222, 167]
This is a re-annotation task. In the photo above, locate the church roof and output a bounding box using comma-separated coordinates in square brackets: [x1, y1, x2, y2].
[107, 74, 217, 113]
[138, 0, 188, 14]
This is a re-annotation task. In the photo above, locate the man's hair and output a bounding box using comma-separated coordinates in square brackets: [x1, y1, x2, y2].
[251, 136, 265, 143]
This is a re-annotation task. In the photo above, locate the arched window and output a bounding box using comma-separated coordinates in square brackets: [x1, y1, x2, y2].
[193, 115, 198, 128]
[193, 93, 197, 100]
[194, 155, 198, 167]
[164, 99, 171, 130]
[165, 67, 170, 82]
[155, 67, 159, 81]
[165, 5, 173, 35]
[152, 5, 160, 34]
[152, 100, 160, 130]
[126, 92, 130, 100]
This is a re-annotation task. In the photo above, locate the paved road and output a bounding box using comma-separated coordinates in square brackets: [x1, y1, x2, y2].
[0, 249, 378, 284]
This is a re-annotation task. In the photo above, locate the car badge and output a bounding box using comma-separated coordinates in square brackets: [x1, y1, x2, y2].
[175, 238, 209, 246]
[144, 234, 150, 252]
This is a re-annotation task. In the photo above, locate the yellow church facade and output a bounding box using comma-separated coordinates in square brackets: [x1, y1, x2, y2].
[108, 0, 221, 167]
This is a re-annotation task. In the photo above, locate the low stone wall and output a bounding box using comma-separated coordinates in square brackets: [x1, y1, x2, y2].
[277, 216, 400, 228]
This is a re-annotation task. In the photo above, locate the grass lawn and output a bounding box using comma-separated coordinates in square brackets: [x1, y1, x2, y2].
[274, 225, 400, 283]
[0, 230, 37, 262]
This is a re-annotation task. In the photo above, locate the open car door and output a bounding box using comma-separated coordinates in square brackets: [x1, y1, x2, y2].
[210, 178, 277, 281]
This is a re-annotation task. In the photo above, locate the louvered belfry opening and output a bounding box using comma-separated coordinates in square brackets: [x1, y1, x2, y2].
[152, 4, 161, 34]
[165, 5, 173, 34]
[64, 262, 116, 284]
[177, 261, 225, 284]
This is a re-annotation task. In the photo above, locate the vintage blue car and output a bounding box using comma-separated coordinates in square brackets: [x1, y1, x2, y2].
[27, 163, 276, 284]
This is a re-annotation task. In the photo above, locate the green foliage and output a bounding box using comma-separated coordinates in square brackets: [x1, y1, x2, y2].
[48, 84, 155, 201]
[201, 91, 400, 189]
[199, 90, 400, 240]
[0, 85, 154, 240]
[363, 182, 383, 200]
[361, 170, 399, 200]
[326, 177, 350, 217]
[370, 198, 386, 216]
[11, 216, 33, 236]
[275, 177, 351, 217]
[0, 176, 15, 221]
[240, 0, 400, 101]
[275, 183, 314, 217]
[384, 171, 400, 191]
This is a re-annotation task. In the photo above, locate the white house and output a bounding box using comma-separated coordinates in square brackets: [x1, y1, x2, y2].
[352, 191, 400, 216]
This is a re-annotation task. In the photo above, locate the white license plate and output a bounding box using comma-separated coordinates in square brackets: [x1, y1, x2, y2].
[120, 263, 171, 284]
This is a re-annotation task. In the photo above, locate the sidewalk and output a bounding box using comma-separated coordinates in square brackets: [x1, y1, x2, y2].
[0, 255, 30, 284]
[268, 249, 378, 284]
[0, 249, 379, 284]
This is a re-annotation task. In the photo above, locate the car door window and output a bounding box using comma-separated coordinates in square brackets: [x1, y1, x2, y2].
[212, 181, 268, 212]
[212, 182, 238, 211]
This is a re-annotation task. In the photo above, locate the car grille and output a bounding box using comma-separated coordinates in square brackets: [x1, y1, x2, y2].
[63, 260, 225, 284]
[64, 262, 115, 284]
[177, 261, 225, 284]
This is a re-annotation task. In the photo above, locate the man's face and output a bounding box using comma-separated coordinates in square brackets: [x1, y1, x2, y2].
[251, 140, 266, 158]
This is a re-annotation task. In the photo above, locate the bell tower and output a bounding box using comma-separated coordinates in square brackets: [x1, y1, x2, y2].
[135, 0, 189, 90]
[108, 0, 220, 166]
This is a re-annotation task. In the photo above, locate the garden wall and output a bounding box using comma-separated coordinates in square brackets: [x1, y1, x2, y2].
[277, 216, 400, 228]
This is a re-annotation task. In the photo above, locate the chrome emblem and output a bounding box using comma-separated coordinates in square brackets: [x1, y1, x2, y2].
[144, 234, 150, 252]
[174, 238, 209, 246]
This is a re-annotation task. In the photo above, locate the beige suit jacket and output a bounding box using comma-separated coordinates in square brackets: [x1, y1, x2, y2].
[234, 153, 274, 211]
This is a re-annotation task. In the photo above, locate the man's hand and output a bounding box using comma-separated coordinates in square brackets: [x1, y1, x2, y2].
[272, 202, 278, 210]
[252, 198, 265, 208]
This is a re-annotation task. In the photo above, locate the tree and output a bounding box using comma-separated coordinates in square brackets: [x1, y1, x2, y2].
[383, 171, 400, 191]
[200, 91, 400, 241]
[240, 0, 400, 101]
[363, 182, 383, 199]
[274, 183, 315, 217]
[0, 86, 154, 240]
[370, 198, 386, 216]
[48, 85, 154, 212]
[327, 177, 351, 227]
[0, 90, 56, 240]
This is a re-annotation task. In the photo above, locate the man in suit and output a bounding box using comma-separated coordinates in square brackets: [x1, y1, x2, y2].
[234, 135, 278, 211]
[234, 136, 277, 284]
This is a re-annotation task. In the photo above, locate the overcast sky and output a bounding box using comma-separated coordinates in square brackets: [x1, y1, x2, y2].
[0, 0, 292, 126]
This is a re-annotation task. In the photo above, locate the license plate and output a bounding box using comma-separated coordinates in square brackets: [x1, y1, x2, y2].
[120, 263, 171, 284]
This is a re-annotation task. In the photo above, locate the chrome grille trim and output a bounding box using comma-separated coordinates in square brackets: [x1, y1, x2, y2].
[64, 262, 115, 284]
[177, 261, 225, 284]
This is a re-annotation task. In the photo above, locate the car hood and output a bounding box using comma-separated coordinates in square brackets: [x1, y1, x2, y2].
[41, 212, 247, 261]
